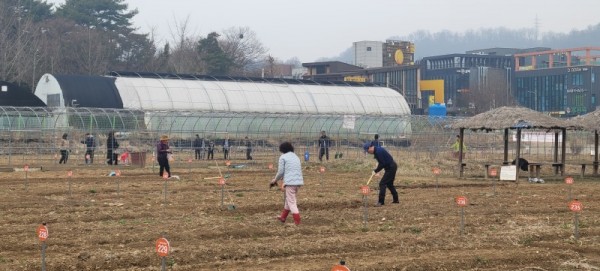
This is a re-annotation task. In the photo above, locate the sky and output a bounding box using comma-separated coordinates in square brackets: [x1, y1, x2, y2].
[47, 0, 600, 62]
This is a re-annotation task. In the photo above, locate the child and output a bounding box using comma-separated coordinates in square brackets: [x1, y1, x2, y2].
[270, 142, 304, 225]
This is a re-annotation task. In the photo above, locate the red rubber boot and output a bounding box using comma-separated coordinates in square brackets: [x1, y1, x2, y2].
[278, 209, 290, 223]
[292, 213, 301, 225]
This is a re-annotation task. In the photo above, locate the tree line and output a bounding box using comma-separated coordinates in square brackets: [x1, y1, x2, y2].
[0, 0, 279, 92]
[323, 24, 600, 63]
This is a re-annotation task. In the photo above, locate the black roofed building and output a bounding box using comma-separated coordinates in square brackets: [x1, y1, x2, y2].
[34, 74, 123, 108]
[0, 81, 46, 107]
[302, 61, 364, 81]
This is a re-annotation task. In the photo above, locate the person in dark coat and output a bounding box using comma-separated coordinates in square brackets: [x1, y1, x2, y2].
[207, 141, 215, 160]
[371, 134, 381, 147]
[245, 136, 253, 160]
[512, 158, 529, 171]
[364, 142, 399, 206]
[318, 131, 331, 162]
[193, 134, 203, 160]
[81, 133, 96, 164]
[157, 135, 172, 178]
[106, 131, 120, 165]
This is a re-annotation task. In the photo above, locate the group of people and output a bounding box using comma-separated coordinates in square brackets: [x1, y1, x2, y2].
[56, 131, 118, 165]
[193, 135, 253, 160]
[268, 132, 400, 227]
[57, 130, 400, 225]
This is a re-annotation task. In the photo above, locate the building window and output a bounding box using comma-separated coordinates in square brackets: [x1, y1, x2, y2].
[47, 94, 60, 107]
[367, 47, 371, 51]
[572, 73, 583, 86]
[315, 66, 326, 74]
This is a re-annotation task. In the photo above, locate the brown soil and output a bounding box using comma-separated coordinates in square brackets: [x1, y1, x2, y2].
[1, 155, 599, 271]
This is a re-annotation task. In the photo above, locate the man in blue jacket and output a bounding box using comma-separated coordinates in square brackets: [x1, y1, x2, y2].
[81, 133, 96, 164]
[364, 142, 399, 206]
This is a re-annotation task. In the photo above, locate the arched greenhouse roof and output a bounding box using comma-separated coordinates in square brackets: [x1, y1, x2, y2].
[0, 81, 45, 107]
[34, 74, 122, 108]
[35, 72, 411, 116]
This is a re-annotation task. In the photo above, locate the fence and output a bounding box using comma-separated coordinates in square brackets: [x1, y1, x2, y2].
[0, 106, 597, 172]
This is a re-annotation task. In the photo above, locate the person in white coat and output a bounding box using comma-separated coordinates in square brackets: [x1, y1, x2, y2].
[270, 142, 304, 225]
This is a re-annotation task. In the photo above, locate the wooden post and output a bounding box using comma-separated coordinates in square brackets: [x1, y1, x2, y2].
[458, 128, 465, 178]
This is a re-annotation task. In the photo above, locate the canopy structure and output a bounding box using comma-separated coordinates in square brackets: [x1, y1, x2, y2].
[451, 106, 580, 179]
[569, 109, 600, 174]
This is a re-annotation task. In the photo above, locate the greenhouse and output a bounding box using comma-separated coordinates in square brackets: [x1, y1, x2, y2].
[0, 73, 416, 165]
[31, 71, 413, 137]
[34, 71, 411, 115]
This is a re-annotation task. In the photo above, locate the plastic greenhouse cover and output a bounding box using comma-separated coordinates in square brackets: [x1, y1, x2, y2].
[114, 77, 410, 115]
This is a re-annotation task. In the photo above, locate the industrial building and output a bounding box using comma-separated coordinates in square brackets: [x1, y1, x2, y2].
[419, 53, 514, 115]
[353, 40, 415, 68]
[514, 47, 600, 116]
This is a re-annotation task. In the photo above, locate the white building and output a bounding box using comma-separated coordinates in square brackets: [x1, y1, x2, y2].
[353, 41, 383, 68]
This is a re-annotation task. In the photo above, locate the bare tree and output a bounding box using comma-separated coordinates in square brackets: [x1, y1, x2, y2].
[0, 1, 39, 89]
[467, 67, 513, 114]
[41, 18, 114, 75]
[221, 26, 267, 76]
[166, 15, 203, 74]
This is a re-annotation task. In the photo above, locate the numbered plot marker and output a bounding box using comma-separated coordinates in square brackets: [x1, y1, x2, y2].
[188, 158, 192, 163]
[218, 177, 226, 186]
[162, 172, 169, 180]
[115, 170, 121, 177]
[268, 163, 273, 170]
[37, 224, 48, 242]
[319, 166, 326, 173]
[24, 164, 30, 172]
[225, 160, 231, 166]
[331, 264, 351, 271]
[565, 176, 574, 185]
[569, 200, 582, 212]
[456, 196, 468, 207]
[360, 185, 370, 195]
[155, 237, 170, 257]
[432, 167, 441, 175]
[489, 167, 498, 177]
[67, 170, 73, 177]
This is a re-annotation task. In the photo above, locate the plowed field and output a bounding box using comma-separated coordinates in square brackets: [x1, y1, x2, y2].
[1, 156, 599, 270]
